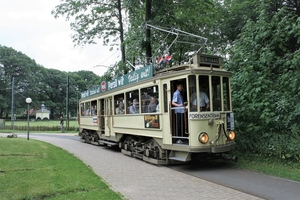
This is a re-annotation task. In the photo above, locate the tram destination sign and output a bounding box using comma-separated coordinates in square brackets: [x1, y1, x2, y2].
[197, 54, 222, 67]
[81, 64, 153, 98]
[188, 112, 220, 120]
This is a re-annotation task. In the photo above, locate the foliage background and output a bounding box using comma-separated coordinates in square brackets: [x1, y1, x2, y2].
[227, 2, 300, 162]
[0, 45, 102, 119]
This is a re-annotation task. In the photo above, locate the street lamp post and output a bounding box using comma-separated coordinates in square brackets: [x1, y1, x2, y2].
[26, 97, 32, 140]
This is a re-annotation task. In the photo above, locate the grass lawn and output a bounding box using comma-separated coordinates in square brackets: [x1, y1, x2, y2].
[0, 138, 123, 200]
[231, 153, 300, 182]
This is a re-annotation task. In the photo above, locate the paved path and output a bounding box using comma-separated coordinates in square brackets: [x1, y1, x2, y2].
[2, 133, 263, 200]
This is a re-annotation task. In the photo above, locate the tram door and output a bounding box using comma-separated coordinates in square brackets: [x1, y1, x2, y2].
[170, 78, 189, 144]
[104, 97, 112, 136]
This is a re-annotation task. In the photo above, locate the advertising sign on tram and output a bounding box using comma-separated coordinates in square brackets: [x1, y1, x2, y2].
[81, 64, 153, 98]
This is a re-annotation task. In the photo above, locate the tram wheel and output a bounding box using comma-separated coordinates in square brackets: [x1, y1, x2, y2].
[143, 139, 165, 160]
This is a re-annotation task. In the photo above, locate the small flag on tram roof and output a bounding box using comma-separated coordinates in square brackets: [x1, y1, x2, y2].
[164, 55, 172, 63]
[157, 56, 164, 64]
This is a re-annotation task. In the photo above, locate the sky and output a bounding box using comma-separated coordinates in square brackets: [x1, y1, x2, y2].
[0, 0, 120, 76]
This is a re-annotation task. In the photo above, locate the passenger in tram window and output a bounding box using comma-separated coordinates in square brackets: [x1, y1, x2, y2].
[190, 91, 197, 111]
[116, 101, 125, 115]
[141, 100, 148, 113]
[129, 99, 139, 114]
[191, 87, 210, 111]
[200, 90, 210, 111]
[148, 97, 157, 113]
[156, 101, 159, 112]
[86, 108, 91, 116]
[172, 83, 184, 143]
[91, 105, 97, 116]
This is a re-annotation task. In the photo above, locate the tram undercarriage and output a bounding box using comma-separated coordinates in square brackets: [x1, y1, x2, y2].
[79, 130, 180, 165]
[79, 130, 237, 165]
[79, 130, 99, 145]
[119, 136, 171, 165]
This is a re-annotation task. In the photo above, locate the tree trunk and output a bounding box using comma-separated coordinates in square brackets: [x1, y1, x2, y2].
[145, 0, 152, 64]
[0, 108, 3, 119]
[117, 0, 129, 72]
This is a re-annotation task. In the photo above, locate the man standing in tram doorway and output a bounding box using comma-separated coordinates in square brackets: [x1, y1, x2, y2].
[60, 116, 65, 133]
[172, 83, 184, 143]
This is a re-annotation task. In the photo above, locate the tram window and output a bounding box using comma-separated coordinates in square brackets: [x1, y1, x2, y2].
[212, 76, 222, 111]
[80, 103, 85, 116]
[91, 100, 97, 116]
[141, 86, 159, 113]
[114, 93, 125, 115]
[223, 77, 231, 111]
[198, 75, 210, 111]
[171, 79, 187, 104]
[126, 90, 139, 114]
[84, 102, 91, 116]
[189, 75, 197, 112]
[163, 84, 168, 113]
[99, 99, 104, 116]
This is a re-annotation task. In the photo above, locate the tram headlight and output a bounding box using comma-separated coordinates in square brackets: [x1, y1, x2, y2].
[198, 132, 209, 144]
[228, 131, 235, 140]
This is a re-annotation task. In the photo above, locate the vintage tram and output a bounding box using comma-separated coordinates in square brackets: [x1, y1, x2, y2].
[78, 53, 236, 165]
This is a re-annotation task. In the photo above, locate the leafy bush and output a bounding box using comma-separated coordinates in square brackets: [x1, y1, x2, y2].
[227, 6, 300, 162]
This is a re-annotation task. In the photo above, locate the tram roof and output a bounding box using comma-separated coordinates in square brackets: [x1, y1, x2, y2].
[81, 54, 228, 99]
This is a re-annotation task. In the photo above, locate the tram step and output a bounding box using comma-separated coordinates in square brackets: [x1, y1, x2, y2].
[169, 151, 191, 162]
[169, 157, 188, 162]
[143, 156, 168, 165]
[99, 140, 118, 147]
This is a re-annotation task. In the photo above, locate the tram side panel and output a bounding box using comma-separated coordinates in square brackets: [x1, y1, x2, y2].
[112, 114, 164, 140]
[80, 116, 99, 131]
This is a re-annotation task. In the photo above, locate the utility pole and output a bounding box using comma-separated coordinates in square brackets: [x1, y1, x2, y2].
[66, 75, 69, 130]
[11, 77, 14, 132]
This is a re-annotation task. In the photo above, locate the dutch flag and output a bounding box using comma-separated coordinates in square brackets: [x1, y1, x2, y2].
[157, 56, 164, 64]
[164, 55, 172, 63]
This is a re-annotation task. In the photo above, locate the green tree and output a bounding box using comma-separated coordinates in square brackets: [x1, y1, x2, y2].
[227, 1, 300, 161]
[0, 45, 99, 121]
[0, 45, 40, 119]
[38, 69, 100, 119]
[52, 0, 129, 72]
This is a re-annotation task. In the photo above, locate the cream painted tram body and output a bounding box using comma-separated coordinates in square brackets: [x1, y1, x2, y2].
[79, 54, 236, 164]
